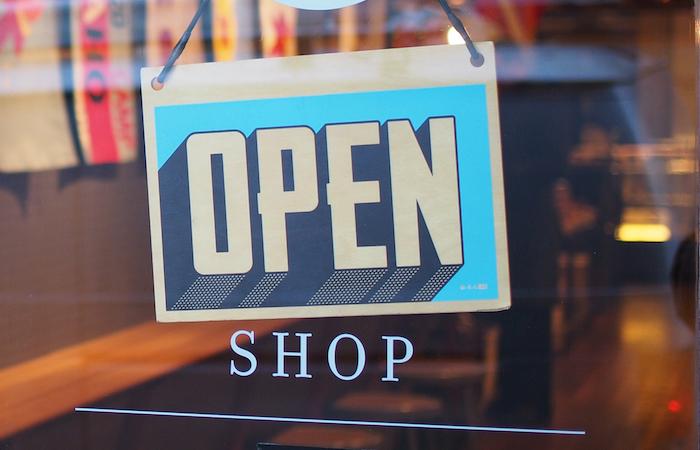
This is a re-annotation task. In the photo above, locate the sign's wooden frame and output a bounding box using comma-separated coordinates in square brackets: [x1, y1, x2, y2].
[141, 43, 510, 322]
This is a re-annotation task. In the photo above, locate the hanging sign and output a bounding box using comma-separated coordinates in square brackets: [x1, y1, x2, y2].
[141, 43, 510, 322]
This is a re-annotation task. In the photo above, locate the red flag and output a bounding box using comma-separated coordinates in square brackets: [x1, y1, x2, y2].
[146, 0, 206, 65]
[211, 0, 237, 61]
[68, 0, 138, 165]
[259, 0, 297, 57]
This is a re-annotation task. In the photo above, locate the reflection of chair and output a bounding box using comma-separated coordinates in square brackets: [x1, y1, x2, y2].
[390, 323, 500, 450]
[269, 425, 383, 449]
[334, 391, 442, 417]
[332, 391, 443, 450]
[555, 252, 593, 352]
[397, 324, 501, 415]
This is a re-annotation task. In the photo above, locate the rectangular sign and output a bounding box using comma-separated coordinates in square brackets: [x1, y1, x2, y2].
[141, 43, 510, 322]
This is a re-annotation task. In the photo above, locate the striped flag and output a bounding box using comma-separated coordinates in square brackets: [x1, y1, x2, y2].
[363, 0, 387, 50]
[67, 0, 139, 165]
[338, 6, 358, 52]
[0, 0, 80, 172]
[146, 0, 206, 65]
[230, 0, 255, 60]
[211, 0, 237, 61]
[259, 0, 297, 57]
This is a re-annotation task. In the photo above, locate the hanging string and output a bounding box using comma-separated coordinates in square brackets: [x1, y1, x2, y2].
[152, 0, 484, 90]
[151, 0, 210, 90]
[437, 0, 484, 67]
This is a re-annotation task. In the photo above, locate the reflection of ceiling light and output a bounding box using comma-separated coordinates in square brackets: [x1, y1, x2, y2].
[447, 27, 465, 45]
[667, 158, 696, 174]
[667, 400, 682, 413]
[615, 223, 671, 242]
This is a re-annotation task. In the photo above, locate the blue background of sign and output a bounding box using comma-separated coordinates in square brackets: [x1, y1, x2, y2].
[155, 84, 498, 302]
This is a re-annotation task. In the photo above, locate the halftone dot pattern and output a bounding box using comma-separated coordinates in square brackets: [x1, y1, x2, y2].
[412, 265, 461, 302]
[369, 267, 420, 303]
[172, 275, 245, 310]
[307, 269, 387, 305]
[238, 273, 287, 308]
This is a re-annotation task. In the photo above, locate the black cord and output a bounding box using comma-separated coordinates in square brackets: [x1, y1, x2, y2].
[151, 0, 484, 89]
[437, 0, 484, 67]
[152, 0, 211, 89]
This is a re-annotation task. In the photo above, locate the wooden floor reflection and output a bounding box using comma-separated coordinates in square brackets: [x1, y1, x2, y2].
[1, 289, 695, 449]
[473, 288, 695, 450]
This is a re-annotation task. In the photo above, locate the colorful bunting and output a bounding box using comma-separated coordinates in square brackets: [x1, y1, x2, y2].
[146, 0, 206, 65]
[0, 0, 79, 172]
[211, 0, 237, 61]
[259, 0, 297, 57]
[67, 0, 139, 165]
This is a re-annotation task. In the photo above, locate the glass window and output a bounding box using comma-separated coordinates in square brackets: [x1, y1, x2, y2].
[0, 0, 696, 448]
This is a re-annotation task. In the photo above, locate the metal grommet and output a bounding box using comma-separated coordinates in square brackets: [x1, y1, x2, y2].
[470, 52, 485, 68]
[151, 77, 164, 91]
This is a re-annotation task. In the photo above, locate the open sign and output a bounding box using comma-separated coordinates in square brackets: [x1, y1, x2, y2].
[142, 43, 510, 321]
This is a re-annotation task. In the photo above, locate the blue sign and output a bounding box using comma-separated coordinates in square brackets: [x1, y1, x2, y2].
[142, 44, 510, 321]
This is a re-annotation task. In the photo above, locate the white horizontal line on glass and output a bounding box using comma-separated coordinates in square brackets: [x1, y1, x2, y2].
[74, 407, 586, 436]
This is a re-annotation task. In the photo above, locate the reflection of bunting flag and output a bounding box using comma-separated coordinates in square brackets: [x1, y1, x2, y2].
[211, 0, 237, 61]
[230, 0, 255, 60]
[474, 0, 544, 44]
[389, 4, 443, 48]
[338, 6, 358, 52]
[0, 0, 42, 55]
[67, 0, 138, 165]
[146, 0, 206, 65]
[0, 0, 79, 172]
[361, 0, 386, 50]
[259, 0, 297, 57]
